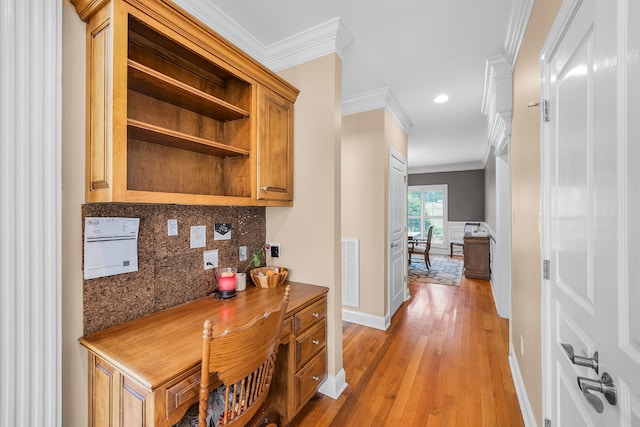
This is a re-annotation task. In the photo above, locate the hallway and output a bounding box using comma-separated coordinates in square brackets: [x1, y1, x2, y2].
[291, 272, 523, 426]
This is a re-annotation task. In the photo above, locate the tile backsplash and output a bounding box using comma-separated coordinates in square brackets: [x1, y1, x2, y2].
[82, 204, 266, 335]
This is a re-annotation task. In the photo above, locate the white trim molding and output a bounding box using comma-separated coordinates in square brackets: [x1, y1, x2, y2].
[504, 0, 535, 65]
[509, 346, 538, 427]
[342, 309, 390, 331]
[1, 0, 63, 425]
[173, 0, 353, 72]
[318, 368, 348, 400]
[266, 17, 353, 72]
[342, 87, 413, 134]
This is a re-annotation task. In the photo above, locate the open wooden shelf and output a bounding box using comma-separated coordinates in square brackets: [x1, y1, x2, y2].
[127, 119, 250, 158]
[127, 60, 249, 122]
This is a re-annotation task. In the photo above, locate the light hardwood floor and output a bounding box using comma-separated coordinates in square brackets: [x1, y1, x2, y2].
[290, 266, 524, 426]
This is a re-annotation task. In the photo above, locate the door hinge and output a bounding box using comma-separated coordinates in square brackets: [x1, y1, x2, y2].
[542, 99, 550, 122]
[528, 100, 550, 122]
[545, 418, 551, 427]
[543, 259, 550, 280]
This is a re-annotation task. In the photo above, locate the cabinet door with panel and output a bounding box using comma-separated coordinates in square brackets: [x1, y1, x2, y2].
[257, 85, 294, 201]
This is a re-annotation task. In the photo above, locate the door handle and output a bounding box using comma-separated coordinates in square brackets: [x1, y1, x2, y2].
[391, 242, 399, 249]
[577, 372, 617, 414]
[561, 343, 599, 373]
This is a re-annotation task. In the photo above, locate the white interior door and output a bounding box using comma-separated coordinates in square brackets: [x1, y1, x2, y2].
[542, 0, 640, 425]
[389, 148, 407, 319]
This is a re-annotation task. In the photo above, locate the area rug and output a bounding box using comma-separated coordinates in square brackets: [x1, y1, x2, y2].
[408, 255, 463, 286]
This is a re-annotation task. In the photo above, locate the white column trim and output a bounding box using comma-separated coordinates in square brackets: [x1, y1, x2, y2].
[0, 0, 62, 425]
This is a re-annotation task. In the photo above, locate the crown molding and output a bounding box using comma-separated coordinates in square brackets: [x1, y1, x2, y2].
[342, 88, 413, 134]
[172, 0, 267, 63]
[408, 161, 486, 175]
[266, 17, 353, 71]
[504, 0, 535, 65]
[173, 0, 352, 72]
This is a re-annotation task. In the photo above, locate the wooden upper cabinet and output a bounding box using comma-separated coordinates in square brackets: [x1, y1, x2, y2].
[257, 86, 294, 201]
[71, 0, 299, 206]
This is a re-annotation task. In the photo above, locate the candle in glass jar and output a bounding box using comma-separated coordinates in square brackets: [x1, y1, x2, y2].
[218, 271, 236, 291]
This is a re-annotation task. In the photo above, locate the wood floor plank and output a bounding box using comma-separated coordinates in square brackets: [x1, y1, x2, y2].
[290, 268, 524, 427]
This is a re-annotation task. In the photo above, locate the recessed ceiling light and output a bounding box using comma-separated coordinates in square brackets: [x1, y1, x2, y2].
[434, 94, 449, 103]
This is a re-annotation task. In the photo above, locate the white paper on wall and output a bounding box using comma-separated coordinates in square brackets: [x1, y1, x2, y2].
[84, 217, 140, 279]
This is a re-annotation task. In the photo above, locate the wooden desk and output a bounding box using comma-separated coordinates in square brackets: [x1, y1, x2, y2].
[463, 235, 490, 279]
[79, 281, 328, 426]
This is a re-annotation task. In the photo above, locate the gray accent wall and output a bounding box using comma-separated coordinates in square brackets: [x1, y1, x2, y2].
[408, 169, 485, 221]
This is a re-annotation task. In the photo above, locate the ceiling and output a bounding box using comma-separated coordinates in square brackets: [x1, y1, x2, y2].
[174, 0, 519, 173]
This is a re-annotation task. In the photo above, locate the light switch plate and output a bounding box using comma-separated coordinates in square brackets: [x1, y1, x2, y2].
[239, 245, 248, 262]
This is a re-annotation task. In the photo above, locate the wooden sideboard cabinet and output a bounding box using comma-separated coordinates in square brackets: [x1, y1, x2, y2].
[79, 282, 328, 427]
[70, 0, 298, 206]
[463, 235, 490, 280]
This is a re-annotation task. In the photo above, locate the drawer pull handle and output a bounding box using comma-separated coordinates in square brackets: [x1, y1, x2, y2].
[312, 376, 320, 381]
[312, 313, 319, 318]
[312, 340, 319, 345]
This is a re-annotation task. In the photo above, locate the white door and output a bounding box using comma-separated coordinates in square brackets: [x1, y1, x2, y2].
[389, 148, 407, 318]
[542, 0, 640, 425]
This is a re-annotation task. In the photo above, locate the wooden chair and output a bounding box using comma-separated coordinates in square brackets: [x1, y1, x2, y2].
[449, 222, 481, 257]
[199, 285, 291, 427]
[424, 226, 434, 269]
[409, 226, 434, 270]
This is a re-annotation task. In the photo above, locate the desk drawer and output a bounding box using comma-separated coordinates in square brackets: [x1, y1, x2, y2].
[279, 317, 292, 345]
[294, 297, 326, 334]
[165, 369, 217, 422]
[295, 320, 326, 370]
[295, 347, 326, 411]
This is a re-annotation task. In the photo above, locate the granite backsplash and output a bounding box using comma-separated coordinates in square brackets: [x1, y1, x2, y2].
[82, 204, 266, 335]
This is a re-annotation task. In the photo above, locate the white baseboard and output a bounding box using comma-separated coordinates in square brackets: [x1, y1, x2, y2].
[509, 344, 538, 427]
[318, 368, 348, 399]
[342, 309, 389, 330]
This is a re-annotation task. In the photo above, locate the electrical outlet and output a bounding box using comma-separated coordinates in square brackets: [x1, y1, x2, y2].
[203, 250, 218, 270]
[270, 243, 280, 258]
[239, 245, 248, 262]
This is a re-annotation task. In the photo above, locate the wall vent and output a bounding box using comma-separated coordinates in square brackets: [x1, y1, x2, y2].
[341, 238, 360, 308]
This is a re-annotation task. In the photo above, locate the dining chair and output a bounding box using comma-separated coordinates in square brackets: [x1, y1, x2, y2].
[409, 226, 434, 270]
[424, 225, 434, 269]
[198, 285, 291, 427]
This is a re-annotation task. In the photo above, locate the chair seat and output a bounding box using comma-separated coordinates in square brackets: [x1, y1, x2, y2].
[450, 240, 464, 257]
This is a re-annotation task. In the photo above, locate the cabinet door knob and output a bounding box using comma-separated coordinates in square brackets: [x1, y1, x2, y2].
[312, 376, 320, 381]
[312, 312, 319, 318]
[312, 340, 319, 345]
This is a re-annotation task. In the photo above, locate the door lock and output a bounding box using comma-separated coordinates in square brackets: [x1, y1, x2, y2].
[561, 343, 599, 373]
[577, 372, 617, 414]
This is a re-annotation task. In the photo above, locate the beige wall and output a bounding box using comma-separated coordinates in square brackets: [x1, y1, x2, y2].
[62, 1, 88, 425]
[342, 109, 386, 316]
[341, 109, 408, 319]
[267, 54, 345, 381]
[511, 0, 562, 424]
